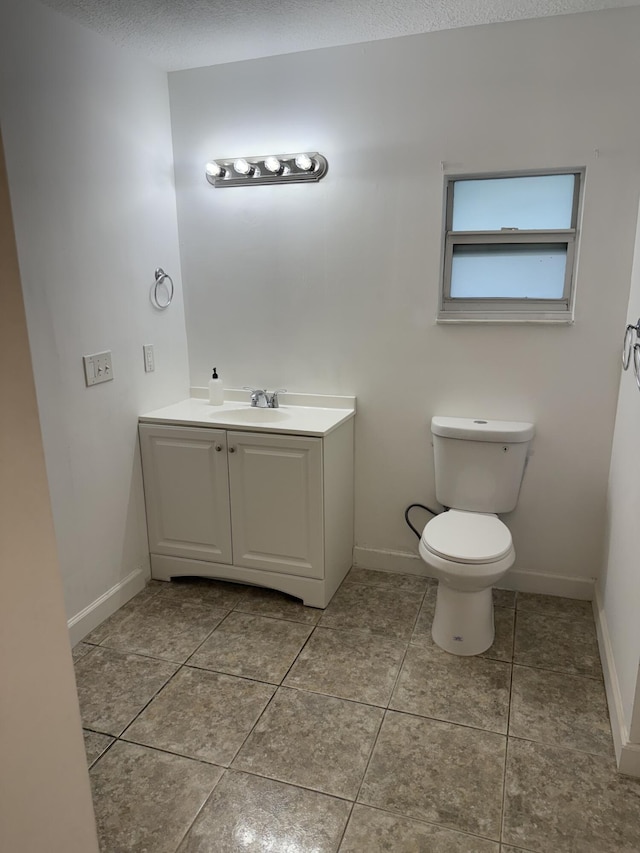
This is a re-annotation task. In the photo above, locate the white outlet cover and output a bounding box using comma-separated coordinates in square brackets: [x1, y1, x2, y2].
[143, 344, 155, 373]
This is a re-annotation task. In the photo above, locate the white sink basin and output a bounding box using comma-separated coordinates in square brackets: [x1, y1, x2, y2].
[210, 407, 291, 424]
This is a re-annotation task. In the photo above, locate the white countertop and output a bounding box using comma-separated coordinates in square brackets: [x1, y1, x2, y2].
[139, 391, 356, 437]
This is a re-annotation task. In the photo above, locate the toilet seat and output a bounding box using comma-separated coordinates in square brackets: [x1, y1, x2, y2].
[421, 510, 512, 564]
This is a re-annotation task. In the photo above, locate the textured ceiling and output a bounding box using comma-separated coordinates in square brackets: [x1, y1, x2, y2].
[37, 0, 640, 71]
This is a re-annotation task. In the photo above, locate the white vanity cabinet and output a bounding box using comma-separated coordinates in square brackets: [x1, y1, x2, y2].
[138, 414, 354, 608]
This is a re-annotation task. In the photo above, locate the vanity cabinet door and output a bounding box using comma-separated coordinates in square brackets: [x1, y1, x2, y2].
[228, 431, 324, 579]
[139, 424, 232, 564]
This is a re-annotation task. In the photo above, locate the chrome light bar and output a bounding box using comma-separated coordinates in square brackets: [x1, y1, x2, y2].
[205, 152, 328, 188]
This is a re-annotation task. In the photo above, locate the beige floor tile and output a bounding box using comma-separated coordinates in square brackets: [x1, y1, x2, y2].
[284, 625, 406, 705]
[74, 646, 178, 735]
[72, 642, 95, 661]
[155, 576, 249, 608]
[359, 711, 506, 841]
[98, 595, 227, 663]
[83, 582, 163, 644]
[345, 566, 431, 594]
[516, 592, 593, 620]
[493, 588, 517, 609]
[90, 741, 222, 853]
[234, 586, 322, 624]
[481, 607, 516, 662]
[509, 665, 613, 756]
[232, 686, 383, 799]
[122, 666, 275, 766]
[83, 730, 114, 767]
[500, 847, 535, 852]
[178, 770, 351, 852]
[390, 644, 511, 733]
[188, 611, 312, 683]
[411, 585, 437, 640]
[319, 582, 423, 639]
[504, 738, 640, 853]
[514, 610, 602, 677]
[339, 804, 499, 852]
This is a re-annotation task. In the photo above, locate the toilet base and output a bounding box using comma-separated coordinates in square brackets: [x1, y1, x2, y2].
[432, 583, 494, 656]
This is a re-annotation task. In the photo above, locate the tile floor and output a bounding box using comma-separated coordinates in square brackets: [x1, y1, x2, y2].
[73, 569, 640, 852]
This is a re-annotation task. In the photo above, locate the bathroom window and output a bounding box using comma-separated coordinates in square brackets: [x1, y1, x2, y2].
[439, 170, 583, 323]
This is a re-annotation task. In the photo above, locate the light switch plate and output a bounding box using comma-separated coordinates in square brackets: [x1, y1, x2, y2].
[83, 351, 113, 386]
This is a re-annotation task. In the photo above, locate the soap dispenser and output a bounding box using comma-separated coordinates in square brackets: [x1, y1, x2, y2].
[208, 367, 224, 405]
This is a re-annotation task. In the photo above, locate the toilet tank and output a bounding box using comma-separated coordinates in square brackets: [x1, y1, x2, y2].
[431, 417, 535, 513]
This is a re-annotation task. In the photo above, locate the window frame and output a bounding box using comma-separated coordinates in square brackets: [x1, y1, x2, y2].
[438, 168, 584, 324]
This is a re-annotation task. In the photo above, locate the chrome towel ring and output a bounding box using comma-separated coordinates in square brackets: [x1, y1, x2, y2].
[151, 268, 174, 310]
[622, 317, 640, 390]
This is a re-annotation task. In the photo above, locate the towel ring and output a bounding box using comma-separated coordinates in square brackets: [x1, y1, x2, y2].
[151, 268, 174, 310]
[634, 344, 640, 390]
[622, 323, 636, 370]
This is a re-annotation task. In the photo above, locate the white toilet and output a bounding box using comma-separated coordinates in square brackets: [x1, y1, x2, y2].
[419, 416, 534, 656]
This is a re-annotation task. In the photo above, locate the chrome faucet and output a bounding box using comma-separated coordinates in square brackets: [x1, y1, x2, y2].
[244, 387, 287, 408]
[245, 388, 268, 408]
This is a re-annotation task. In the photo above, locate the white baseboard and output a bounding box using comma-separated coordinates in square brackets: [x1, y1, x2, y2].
[497, 569, 595, 600]
[353, 546, 429, 576]
[353, 546, 595, 600]
[593, 586, 640, 778]
[67, 567, 148, 647]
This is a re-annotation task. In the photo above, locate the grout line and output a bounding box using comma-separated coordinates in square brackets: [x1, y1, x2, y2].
[510, 659, 603, 681]
[232, 602, 322, 626]
[381, 705, 509, 738]
[116, 663, 185, 739]
[505, 732, 616, 760]
[181, 607, 236, 666]
[115, 735, 227, 768]
[172, 773, 224, 853]
[280, 681, 389, 714]
[214, 763, 360, 804]
[335, 801, 356, 851]
[500, 657, 515, 844]
[277, 624, 319, 684]
[338, 799, 504, 847]
[183, 660, 283, 688]
[87, 738, 119, 770]
[224, 679, 283, 767]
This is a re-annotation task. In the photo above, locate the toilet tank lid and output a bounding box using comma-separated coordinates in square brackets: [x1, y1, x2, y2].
[431, 416, 535, 443]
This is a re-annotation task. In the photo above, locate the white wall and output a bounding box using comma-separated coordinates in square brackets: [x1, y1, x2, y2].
[169, 7, 640, 590]
[0, 0, 190, 623]
[598, 195, 640, 746]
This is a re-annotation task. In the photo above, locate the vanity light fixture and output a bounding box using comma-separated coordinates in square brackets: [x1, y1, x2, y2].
[205, 152, 328, 187]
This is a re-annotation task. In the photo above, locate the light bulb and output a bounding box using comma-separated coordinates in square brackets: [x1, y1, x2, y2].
[234, 158, 254, 176]
[294, 154, 314, 172]
[264, 156, 282, 174]
[205, 161, 223, 177]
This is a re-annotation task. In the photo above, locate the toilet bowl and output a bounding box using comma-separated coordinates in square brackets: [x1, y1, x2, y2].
[419, 415, 534, 656]
[419, 509, 515, 655]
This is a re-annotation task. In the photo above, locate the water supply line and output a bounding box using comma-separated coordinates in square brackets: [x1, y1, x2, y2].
[404, 503, 445, 539]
